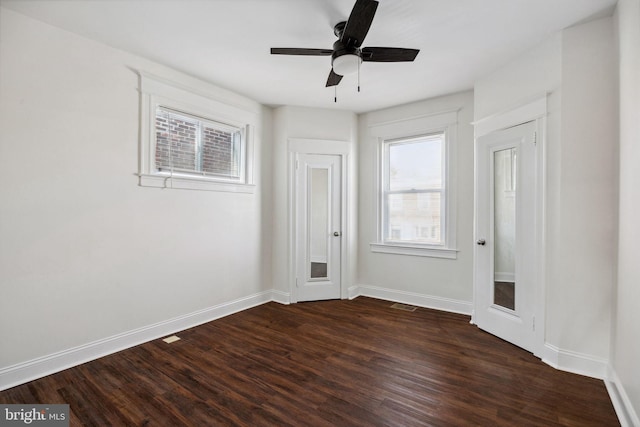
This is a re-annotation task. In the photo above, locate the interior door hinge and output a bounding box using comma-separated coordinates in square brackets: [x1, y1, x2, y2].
[295, 278, 299, 288]
[295, 159, 299, 170]
[532, 316, 536, 332]
[533, 131, 537, 145]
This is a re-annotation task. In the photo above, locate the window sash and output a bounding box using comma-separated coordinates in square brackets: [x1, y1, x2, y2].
[154, 107, 245, 183]
[381, 133, 447, 246]
[383, 189, 446, 245]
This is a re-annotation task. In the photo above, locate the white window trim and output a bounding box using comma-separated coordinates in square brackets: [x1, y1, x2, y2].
[370, 110, 459, 259]
[137, 71, 256, 193]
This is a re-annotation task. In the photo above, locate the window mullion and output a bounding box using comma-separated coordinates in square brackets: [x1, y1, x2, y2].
[195, 121, 203, 172]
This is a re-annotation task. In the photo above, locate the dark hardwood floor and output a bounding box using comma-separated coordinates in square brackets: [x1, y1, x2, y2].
[0, 297, 619, 426]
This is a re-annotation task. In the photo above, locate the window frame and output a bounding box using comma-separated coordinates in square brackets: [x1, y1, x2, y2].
[370, 110, 458, 259]
[153, 106, 246, 183]
[138, 72, 255, 193]
[381, 132, 447, 246]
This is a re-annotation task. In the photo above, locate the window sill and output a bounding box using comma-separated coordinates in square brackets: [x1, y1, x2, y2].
[138, 173, 255, 193]
[370, 242, 458, 259]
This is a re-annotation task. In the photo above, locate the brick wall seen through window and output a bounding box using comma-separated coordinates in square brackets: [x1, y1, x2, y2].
[155, 108, 241, 178]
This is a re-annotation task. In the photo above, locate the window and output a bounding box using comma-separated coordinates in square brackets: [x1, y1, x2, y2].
[155, 107, 244, 182]
[137, 72, 255, 192]
[369, 110, 458, 259]
[383, 133, 445, 245]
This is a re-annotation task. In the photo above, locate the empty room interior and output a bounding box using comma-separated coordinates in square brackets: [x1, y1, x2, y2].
[0, 0, 638, 425]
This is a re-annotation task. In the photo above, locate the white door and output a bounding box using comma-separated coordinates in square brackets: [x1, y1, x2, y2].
[295, 154, 342, 302]
[474, 121, 538, 352]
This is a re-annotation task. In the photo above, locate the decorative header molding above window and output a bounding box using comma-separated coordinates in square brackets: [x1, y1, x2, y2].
[472, 94, 548, 138]
[368, 109, 460, 139]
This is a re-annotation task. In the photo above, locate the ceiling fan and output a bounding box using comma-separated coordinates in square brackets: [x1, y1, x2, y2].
[270, 0, 419, 89]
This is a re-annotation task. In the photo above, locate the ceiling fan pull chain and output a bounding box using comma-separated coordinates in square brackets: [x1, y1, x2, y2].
[358, 57, 361, 92]
[334, 86, 337, 103]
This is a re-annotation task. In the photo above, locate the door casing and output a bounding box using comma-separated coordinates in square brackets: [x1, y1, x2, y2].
[294, 153, 341, 301]
[473, 107, 546, 358]
[288, 138, 351, 303]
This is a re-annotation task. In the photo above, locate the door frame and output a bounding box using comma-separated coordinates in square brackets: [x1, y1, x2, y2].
[472, 95, 547, 358]
[288, 138, 351, 303]
[474, 121, 538, 352]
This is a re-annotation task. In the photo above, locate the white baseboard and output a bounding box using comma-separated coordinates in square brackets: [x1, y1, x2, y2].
[605, 365, 640, 427]
[352, 284, 473, 315]
[541, 343, 608, 379]
[348, 285, 359, 300]
[271, 290, 291, 305]
[0, 290, 279, 391]
[4, 286, 631, 427]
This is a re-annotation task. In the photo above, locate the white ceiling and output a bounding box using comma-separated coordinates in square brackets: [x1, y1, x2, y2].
[1, 0, 617, 113]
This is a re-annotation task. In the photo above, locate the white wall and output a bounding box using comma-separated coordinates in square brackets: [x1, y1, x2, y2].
[271, 106, 358, 299]
[553, 17, 618, 361]
[0, 8, 273, 371]
[1, 7, 635, 420]
[357, 91, 475, 308]
[474, 16, 617, 372]
[612, 0, 640, 423]
[474, 34, 562, 121]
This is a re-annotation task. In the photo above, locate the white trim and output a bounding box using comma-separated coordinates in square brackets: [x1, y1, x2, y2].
[287, 138, 351, 155]
[533, 118, 547, 358]
[494, 272, 515, 282]
[287, 138, 351, 303]
[541, 343, 608, 379]
[270, 290, 291, 305]
[473, 94, 549, 137]
[369, 109, 459, 139]
[137, 70, 260, 114]
[353, 284, 473, 315]
[138, 173, 256, 193]
[348, 285, 360, 300]
[473, 103, 547, 359]
[369, 242, 458, 259]
[372, 110, 459, 258]
[0, 291, 280, 391]
[137, 71, 256, 192]
[605, 366, 640, 427]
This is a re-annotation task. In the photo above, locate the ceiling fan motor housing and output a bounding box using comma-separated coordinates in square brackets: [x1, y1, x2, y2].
[332, 40, 361, 61]
[332, 21, 362, 76]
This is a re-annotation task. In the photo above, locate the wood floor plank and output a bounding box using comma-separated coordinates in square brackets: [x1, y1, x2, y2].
[0, 297, 619, 426]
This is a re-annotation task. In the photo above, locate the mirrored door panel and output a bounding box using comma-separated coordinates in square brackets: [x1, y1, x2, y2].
[493, 147, 517, 311]
[309, 168, 329, 279]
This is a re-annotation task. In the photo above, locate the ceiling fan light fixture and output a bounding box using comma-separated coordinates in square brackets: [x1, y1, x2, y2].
[332, 54, 360, 76]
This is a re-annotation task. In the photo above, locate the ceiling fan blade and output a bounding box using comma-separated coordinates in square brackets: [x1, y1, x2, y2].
[341, 0, 379, 48]
[326, 69, 343, 87]
[270, 48, 333, 56]
[361, 47, 420, 62]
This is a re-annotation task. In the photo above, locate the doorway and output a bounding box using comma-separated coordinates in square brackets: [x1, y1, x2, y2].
[294, 153, 342, 302]
[474, 121, 540, 353]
